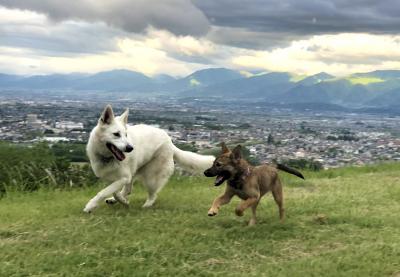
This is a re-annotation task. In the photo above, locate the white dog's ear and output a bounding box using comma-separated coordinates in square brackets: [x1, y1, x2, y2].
[100, 105, 114, 125]
[120, 108, 129, 125]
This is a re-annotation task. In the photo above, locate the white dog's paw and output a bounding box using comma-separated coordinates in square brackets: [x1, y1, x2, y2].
[83, 202, 98, 213]
[83, 207, 93, 213]
[105, 197, 117, 205]
[142, 199, 155, 208]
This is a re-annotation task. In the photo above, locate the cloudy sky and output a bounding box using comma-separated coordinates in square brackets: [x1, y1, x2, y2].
[1, 0, 400, 77]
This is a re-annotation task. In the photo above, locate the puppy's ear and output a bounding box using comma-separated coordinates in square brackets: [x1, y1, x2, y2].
[220, 142, 229, 154]
[120, 108, 129, 125]
[100, 105, 114, 125]
[231, 145, 242, 160]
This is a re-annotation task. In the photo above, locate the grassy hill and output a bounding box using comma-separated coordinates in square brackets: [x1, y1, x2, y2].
[1, 163, 400, 276]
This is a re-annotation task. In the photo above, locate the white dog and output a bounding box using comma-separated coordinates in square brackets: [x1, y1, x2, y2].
[83, 105, 215, 213]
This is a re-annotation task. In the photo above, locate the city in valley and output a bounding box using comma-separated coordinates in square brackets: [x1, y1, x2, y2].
[1, 94, 400, 169]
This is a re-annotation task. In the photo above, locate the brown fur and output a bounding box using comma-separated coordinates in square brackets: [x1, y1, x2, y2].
[204, 143, 304, 226]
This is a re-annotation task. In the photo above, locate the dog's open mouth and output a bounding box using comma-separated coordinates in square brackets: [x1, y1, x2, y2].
[215, 172, 230, 186]
[106, 142, 125, 161]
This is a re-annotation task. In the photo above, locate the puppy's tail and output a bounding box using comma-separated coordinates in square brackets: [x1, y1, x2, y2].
[172, 144, 215, 174]
[276, 163, 305, 179]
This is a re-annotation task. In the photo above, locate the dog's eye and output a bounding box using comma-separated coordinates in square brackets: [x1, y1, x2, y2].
[113, 132, 121, 137]
[216, 162, 222, 167]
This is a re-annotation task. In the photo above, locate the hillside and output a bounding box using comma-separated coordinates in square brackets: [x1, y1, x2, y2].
[1, 163, 399, 276]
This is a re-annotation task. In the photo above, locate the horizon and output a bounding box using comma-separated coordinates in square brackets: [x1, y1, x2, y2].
[1, 1, 400, 77]
[1, 67, 398, 79]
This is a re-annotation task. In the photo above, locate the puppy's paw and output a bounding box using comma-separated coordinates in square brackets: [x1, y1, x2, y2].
[248, 218, 257, 226]
[208, 208, 218, 216]
[235, 208, 244, 217]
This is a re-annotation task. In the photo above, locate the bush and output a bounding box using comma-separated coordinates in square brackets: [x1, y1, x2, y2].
[280, 158, 323, 171]
[51, 142, 88, 162]
[175, 142, 198, 153]
[0, 142, 98, 196]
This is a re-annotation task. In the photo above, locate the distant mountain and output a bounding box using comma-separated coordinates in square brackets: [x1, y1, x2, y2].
[73, 70, 153, 91]
[183, 68, 242, 85]
[153, 74, 176, 84]
[297, 72, 335, 86]
[2, 68, 400, 108]
[0, 68, 243, 92]
[183, 70, 400, 108]
[282, 79, 373, 106]
[366, 87, 400, 107]
[14, 73, 87, 89]
[163, 68, 243, 92]
[0, 70, 155, 91]
[184, 72, 294, 98]
[0, 73, 21, 83]
[352, 70, 400, 79]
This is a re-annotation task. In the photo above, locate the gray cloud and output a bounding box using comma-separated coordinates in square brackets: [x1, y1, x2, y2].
[0, 20, 123, 56]
[314, 52, 400, 66]
[2, 0, 400, 51]
[0, 0, 210, 36]
[195, 0, 400, 33]
[1, 0, 400, 76]
[206, 26, 299, 50]
[194, 0, 400, 48]
[167, 52, 215, 65]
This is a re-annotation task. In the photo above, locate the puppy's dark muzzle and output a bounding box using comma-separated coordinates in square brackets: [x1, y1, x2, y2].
[204, 168, 216, 177]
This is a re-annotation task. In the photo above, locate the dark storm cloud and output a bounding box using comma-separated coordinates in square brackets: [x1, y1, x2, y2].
[0, 0, 210, 36]
[194, 0, 400, 48]
[195, 0, 400, 34]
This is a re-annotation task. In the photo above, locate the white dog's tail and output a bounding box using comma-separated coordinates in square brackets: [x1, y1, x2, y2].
[172, 144, 215, 174]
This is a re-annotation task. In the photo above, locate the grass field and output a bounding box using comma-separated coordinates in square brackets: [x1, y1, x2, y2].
[1, 163, 400, 276]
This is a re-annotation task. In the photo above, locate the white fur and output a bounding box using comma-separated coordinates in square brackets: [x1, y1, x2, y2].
[83, 105, 215, 213]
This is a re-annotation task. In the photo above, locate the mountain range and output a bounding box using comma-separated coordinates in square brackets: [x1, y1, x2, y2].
[1, 68, 400, 108]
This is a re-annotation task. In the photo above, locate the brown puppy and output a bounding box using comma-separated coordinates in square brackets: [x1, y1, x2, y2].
[204, 143, 304, 226]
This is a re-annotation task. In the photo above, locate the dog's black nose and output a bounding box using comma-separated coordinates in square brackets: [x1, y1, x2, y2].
[125, 145, 134, 152]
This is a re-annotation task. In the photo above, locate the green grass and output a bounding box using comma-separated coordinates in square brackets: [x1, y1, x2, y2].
[1, 164, 400, 276]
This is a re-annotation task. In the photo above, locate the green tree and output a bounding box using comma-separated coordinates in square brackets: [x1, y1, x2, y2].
[267, 134, 274, 144]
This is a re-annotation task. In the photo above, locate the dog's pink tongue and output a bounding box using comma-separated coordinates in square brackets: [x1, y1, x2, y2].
[111, 144, 125, 161]
[116, 151, 125, 161]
